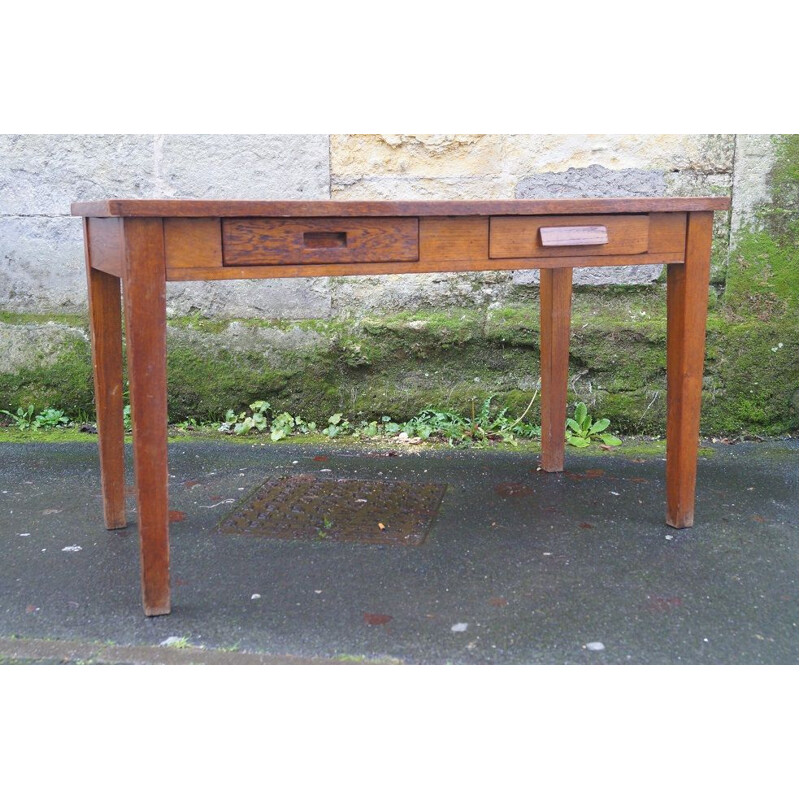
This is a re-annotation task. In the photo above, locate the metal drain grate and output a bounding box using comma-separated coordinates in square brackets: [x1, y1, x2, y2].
[216, 473, 447, 546]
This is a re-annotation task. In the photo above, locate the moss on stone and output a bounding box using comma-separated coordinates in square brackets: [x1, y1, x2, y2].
[725, 134, 799, 310]
[0, 336, 94, 416]
[1, 295, 796, 436]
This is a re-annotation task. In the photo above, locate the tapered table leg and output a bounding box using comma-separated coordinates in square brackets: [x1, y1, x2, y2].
[540, 267, 573, 472]
[122, 218, 170, 615]
[666, 211, 713, 528]
[85, 238, 126, 530]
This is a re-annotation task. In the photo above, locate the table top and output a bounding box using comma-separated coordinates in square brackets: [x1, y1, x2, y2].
[71, 197, 731, 218]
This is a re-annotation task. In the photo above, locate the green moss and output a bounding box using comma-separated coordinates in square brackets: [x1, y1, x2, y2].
[1, 272, 797, 437]
[0, 337, 94, 417]
[725, 134, 799, 309]
[0, 311, 87, 327]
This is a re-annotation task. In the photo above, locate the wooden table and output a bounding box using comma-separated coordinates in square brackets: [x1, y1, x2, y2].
[72, 197, 730, 615]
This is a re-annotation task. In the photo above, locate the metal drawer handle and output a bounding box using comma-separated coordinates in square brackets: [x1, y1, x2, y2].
[303, 231, 347, 249]
[540, 225, 608, 247]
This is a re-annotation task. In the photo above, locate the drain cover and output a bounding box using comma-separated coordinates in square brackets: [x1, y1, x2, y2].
[216, 473, 447, 546]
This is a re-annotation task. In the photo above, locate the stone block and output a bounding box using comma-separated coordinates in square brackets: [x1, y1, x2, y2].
[157, 134, 330, 199]
[0, 134, 155, 215]
[0, 216, 87, 312]
[0, 321, 87, 375]
[165, 278, 331, 320]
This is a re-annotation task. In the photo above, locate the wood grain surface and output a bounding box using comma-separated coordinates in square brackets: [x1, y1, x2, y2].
[121, 218, 171, 615]
[490, 214, 649, 259]
[539, 268, 573, 472]
[72, 197, 731, 218]
[222, 217, 418, 266]
[666, 211, 714, 528]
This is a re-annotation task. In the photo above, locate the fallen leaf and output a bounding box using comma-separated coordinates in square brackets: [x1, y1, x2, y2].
[494, 482, 534, 498]
[169, 510, 186, 522]
[752, 515, 766, 523]
[489, 597, 508, 607]
[585, 469, 605, 478]
[364, 613, 392, 626]
[377, 522, 386, 530]
[313, 455, 328, 462]
[630, 477, 649, 484]
[647, 596, 682, 612]
[183, 480, 202, 489]
[579, 522, 594, 529]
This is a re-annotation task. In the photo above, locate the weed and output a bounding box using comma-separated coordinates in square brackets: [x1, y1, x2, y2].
[163, 636, 191, 649]
[565, 402, 622, 448]
[33, 408, 70, 430]
[1, 404, 36, 430]
[1, 405, 70, 430]
[323, 413, 351, 438]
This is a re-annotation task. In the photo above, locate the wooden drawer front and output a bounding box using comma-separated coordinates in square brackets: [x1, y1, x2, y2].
[489, 214, 649, 259]
[222, 217, 419, 266]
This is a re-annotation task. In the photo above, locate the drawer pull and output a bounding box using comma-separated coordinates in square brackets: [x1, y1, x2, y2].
[304, 231, 347, 249]
[540, 225, 608, 247]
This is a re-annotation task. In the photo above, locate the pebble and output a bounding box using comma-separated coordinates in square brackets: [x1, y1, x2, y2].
[585, 641, 605, 651]
[451, 622, 468, 633]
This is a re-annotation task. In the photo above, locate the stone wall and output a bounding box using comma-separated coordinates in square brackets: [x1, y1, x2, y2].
[0, 134, 796, 436]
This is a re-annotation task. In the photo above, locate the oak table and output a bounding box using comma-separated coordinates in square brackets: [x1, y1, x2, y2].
[72, 197, 730, 616]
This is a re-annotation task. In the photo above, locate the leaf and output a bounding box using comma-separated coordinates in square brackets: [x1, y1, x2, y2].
[270, 429, 286, 441]
[328, 413, 342, 425]
[600, 433, 622, 446]
[567, 435, 591, 448]
[574, 402, 588, 425]
[589, 418, 610, 434]
[566, 418, 583, 433]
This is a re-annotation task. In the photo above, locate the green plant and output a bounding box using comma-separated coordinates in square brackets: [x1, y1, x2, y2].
[406, 391, 540, 445]
[32, 407, 70, 429]
[163, 636, 191, 649]
[123, 404, 131, 431]
[323, 413, 351, 438]
[219, 400, 271, 434]
[1, 404, 36, 430]
[565, 402, 622, 448]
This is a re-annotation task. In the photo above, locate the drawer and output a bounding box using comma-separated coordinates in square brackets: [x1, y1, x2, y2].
[222, 217, 419, 266]
[489, 214, 649, 259]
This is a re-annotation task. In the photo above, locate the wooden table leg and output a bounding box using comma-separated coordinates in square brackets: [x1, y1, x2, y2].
[666, 211, 713, 528]
[86, 260, 126, 530]
[121, 218, 171, 615]
[540, 267, 573, 472]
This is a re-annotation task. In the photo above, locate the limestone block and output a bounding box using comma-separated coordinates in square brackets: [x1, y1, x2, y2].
[331, 134, 735, 186]
[0, 134, 155, 215]
[0, 321, 87, 375]
[0, 216, 87, 312]
[167, 322, 327, 369]
[730, 134, 775, 237]
[329, 272, 512, 315]
[156, 134, 330, 199]
[165, 278, 332, 320]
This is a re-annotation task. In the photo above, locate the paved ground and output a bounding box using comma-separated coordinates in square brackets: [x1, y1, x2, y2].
[0, 437, 797, 664]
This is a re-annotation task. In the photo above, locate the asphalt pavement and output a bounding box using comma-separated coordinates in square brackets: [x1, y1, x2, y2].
[1, 437, 796, 664]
